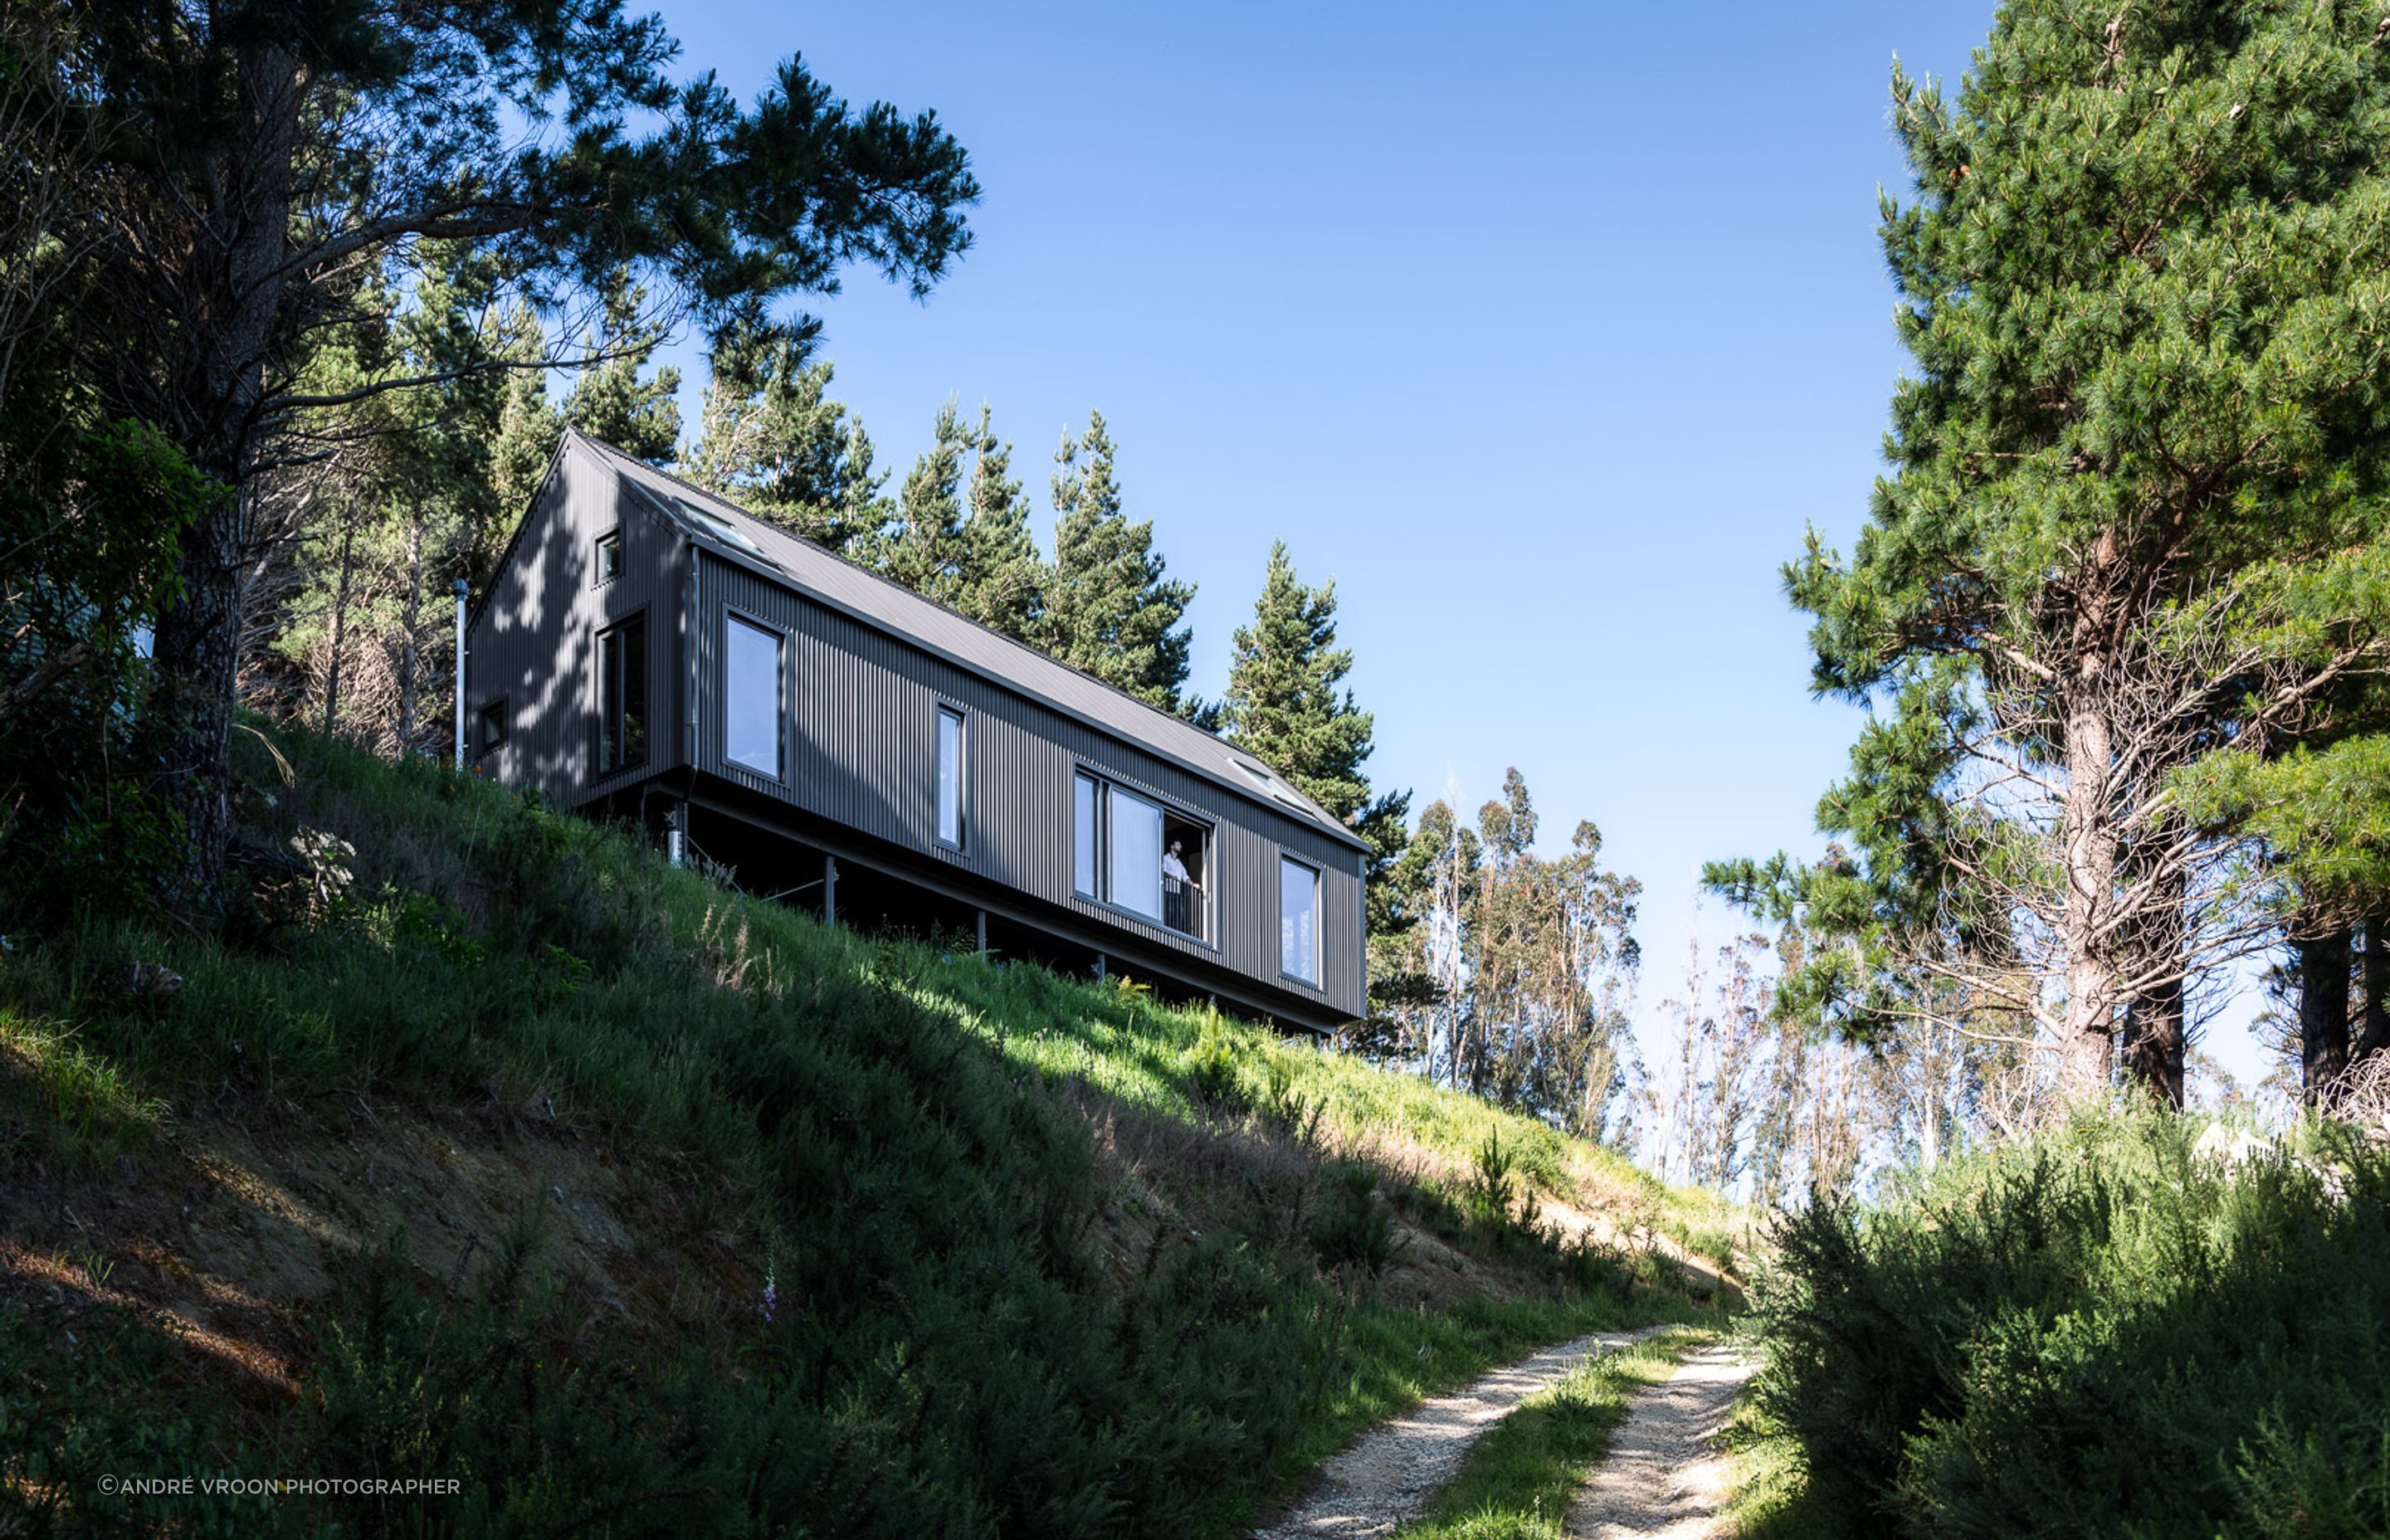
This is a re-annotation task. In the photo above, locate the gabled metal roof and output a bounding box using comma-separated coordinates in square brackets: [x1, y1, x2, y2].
[567, 430, 1369, 851]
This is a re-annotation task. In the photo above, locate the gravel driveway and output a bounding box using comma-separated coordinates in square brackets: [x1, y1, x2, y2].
[1566, 1343, 1756, 1538]
[1251, 1325, 1669, 1539]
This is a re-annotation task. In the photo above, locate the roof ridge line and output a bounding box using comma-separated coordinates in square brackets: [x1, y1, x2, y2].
[573, 428, 1360, 841]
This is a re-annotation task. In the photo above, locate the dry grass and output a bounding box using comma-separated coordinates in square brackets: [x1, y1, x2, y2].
[0, 1089, 762, 1435]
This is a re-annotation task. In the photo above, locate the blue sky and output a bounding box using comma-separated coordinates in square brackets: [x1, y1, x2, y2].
[639, 2, 2270, 1085]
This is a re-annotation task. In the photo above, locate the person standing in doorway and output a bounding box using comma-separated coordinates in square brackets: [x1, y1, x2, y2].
[1163, 839, 1194, 933]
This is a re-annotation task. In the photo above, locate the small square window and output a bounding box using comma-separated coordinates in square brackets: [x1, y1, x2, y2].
[596, 531, 623, 583]
[476, 697, 509, 758]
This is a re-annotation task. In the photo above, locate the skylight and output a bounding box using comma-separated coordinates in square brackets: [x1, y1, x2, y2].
[676, 497, 775, 563]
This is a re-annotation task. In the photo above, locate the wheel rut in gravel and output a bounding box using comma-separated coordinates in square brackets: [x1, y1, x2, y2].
[1251, 1324, 1668, 1539]
[1566, 1343, 1755, 1539]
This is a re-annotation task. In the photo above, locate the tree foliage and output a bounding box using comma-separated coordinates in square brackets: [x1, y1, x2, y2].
[1368, 772, 1641, 1140]
[37, 0, 979, 914]
[954, 406, 1044, 641]
[1222, 541, 1412, 934]
[866, 400, 973, 603]
[683, 326, 889, 554]
[1723, 0, 2390, 1106]
[559, 272, 681, 466]
[1038, 413, 1196, 710]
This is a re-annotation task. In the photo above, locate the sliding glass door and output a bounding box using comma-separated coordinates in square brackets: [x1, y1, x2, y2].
[1106, 784, 1164, 921]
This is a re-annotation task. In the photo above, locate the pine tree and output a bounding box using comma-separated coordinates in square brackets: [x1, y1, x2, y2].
[270, 242, 520, 758]
[837, 418, 896, 557]
[561, 272, 680, 463]
[1036, 412, 1193, 709]
[953, 404, 1042, 640]
[485, 300, 561, 570]
[1722, 4, 2390, 1104]
[378, 244, 493, 755]
[1222, 540, 1412, 940]
[682, 325, 886, 553]
[63, 4, 976, 917]
[1222, 542, 1374, 821]
[866, 400, 971, 603]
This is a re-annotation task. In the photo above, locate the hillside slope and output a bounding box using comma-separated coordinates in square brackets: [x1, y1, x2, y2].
[0, 731, 1726, 1538]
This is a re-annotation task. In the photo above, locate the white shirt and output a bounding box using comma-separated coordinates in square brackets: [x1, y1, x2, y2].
[1162, 850, 1190, 883]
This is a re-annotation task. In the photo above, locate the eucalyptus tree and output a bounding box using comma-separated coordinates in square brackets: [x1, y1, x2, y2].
[1386, 772, 1641, 1130]
[47, 1, 977, 916]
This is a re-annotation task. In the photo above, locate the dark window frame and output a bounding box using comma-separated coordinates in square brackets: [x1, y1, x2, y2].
[594, 610, 650, 778]
[595, 529, 624, 586]
[1071, 764, 1217, 948]
[476, 694, 510, 760]
[1278, 852, 1323, 987]
[722, 607, 787, 782]
[934, 702, 968, 852]
[1073, 769, 1104, 900]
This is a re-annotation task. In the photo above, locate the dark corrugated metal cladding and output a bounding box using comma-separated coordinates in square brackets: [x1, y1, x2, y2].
[690, 548, 1365, 1019]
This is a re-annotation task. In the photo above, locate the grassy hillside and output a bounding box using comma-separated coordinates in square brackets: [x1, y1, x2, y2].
[0, 730, 1725, 1538]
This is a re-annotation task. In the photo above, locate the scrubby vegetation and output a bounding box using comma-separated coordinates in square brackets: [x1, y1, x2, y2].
[0, 730, 1719, 1537]
[1744, 1111, 2390, 1538]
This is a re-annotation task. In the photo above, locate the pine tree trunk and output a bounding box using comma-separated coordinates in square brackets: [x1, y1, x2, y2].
[2121, 977, 2186, 1111]
[2357, 917, 2389, 1067]
[395, 514, 424, 755]
[2057, 686, 2121, 1101]
[149, 40, 299, 922]
[2298, 928, 2353, 1107]
[2120, 842, 2188, 1110]
[321, 511, 357, 738]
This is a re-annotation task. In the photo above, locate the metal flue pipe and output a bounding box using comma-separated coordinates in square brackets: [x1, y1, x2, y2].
[452, 578, 469, 771]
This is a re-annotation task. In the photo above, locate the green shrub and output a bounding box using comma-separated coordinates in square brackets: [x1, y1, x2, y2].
[1184, 1015, 1248, 1112]
[1753, 1110, 2390, 1538]
[1475, 1131, 1521, 1218]
[1314, 1162, 1400, 1278]
[0, 1289, 271, 1538]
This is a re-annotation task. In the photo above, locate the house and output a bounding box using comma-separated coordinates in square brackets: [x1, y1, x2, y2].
[464, 429, 1369, 1035]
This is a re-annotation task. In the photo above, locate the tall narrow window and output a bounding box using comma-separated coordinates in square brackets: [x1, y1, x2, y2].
[596, 613, 647, 775]
[596, 530, 623, 583]
[935, 706, 965, 848]
[1280, 855, 1319, 984]
[1073, 772, 1100, 897]
[1108, 785, 1164, 922]
[724, 614, 783, 777]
